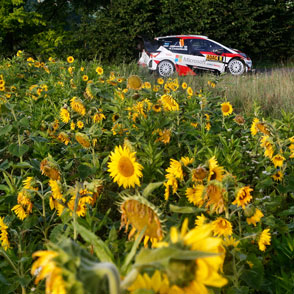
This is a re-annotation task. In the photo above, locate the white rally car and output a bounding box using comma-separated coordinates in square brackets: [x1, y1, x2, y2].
[138, 35, 253, 77]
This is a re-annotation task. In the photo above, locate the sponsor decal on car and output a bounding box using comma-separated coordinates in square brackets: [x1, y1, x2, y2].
[206, 55, 224, 62]
[175, 55, 183, 63]
[170, 45, 188, 51]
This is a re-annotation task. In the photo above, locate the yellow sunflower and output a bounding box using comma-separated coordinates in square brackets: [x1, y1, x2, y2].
[271, 154, 285, 168]
[119, 193, 164, 247]
[127, 75, 142, 90]
[96, 66, 103, 75]
[204, 182, 226, 214]
[31, 250, 66, 293]
[212, 217, 233, 237]
[272, 170, 283, 182]
[40, 157, 61, 180]
[165, 159, 183, 181]
[160, 94, 179, 111]
[75, 133, 91, 149]
[246, 208, 264, 226]
[67, 56, 74, 63]
[221, 102, 233, 116]
[187, 87, 193, 96]
[156, 219, 227, 293]
[60, 108, 70, 123]
[258, 229, 271, 251]
[250, 118, 259, 136]
[0, 217, 10, 251]
[182, 82, 188, 89]
[128, 270, 169, 294]
[232, 186, 253, 209]
[186, 185, 205, 207]
[82, 75, 88, 81]
[157, 77, 164, 85]
[108, 145, 143, 189]
[208, 156, 224, 182]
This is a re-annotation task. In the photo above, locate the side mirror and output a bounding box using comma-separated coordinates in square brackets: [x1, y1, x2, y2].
[213, 48, 224, 55]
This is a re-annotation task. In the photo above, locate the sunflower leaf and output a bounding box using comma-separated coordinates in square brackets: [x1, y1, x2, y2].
[169, 204, 205, 214]
[142, 182, 163, 198]
[135, 247, 217, 268]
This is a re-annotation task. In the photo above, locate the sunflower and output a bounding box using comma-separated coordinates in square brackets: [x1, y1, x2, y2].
[157, 77, 164, 85]
[186, 185, 205, 207]
[202, 182, 225, 214]
[75, 132, 91, 148]
[152, 104, 162, 112]
[108, 145, 143, 189]
[222, 236, 239, 248]
[258, 229, 271, 251]
[82, 75, 88, 81]
[127, 75, 142, 90]
[70, 97, 86, 116]
[160, 94, 179, 111]
[59, 108, 70, 123]
[246, 208, 264, 226]
[221, 102, 233, 116]
[92, 112, 106, 123]
[232, 186, 253, 209]
[208, 156, 224, 182]
[156, 129, 171, 144]
[31, 250, 67, 293]
[40, 157, 61, 180]
[67, 56, 74, 63]
[187, 87, 193, 96]
[260, 136, 274, 159]
[77, 120, 84, 129]
[96, 66, 103, 75]
[212, 217, 233, 237]
[156, 219, 227, 292]
[272, 170, 283, 182]
[256, 122, 270, 135]
[23, 177, 35, 190]
[128, 270, 170, 294]
[0, 217, 10, 251]
[271, 154, 285, 168]
[195, 213, 207, 226]
[119, 193, 164, 246]
[180, 156, 194, 166]
[250, 118, 259, 136]
[192, 166, 207, 183]
[234, 114, 245, 125]
[57, 132, 70, 145]
[153, 85, 159, 92]
[182, 82, 188, 89]
[165, 159, 183, 181]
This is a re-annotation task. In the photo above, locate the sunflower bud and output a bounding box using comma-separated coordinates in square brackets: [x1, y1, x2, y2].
[244, 206, 255, 217]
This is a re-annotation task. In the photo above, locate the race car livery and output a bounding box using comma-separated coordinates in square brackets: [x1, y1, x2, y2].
[138, 35, 253, 77]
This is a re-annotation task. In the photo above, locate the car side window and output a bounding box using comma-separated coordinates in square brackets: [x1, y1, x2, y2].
[162, 38, 188, 54]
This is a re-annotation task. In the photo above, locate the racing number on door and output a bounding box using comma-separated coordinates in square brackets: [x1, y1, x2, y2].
[206, 55, 223, 62]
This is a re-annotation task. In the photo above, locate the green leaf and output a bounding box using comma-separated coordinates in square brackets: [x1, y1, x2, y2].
[12, 162, 33, 169]
[0, 125, 12, 136]
[75, 223, 113, 263]
[142, 182, 163, 198]
[169, 204, 205, 214]
[135, 246, 216, 268]
[78, 164, 94, 179]
[8, 143, 29, 157]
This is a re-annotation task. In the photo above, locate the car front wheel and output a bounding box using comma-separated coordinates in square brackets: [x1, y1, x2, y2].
[157, 60, 175, 77]
[227, 59, 245, 75]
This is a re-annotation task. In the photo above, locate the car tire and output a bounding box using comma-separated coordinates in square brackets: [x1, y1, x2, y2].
[157, 60, 175, 77]
[227, 59, 245, 75]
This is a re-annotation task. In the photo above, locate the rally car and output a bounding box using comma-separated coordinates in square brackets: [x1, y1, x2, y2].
[137, 35, 252, 77]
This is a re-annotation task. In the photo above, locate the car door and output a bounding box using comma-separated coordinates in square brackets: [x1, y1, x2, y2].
[187, 39, 226, 72]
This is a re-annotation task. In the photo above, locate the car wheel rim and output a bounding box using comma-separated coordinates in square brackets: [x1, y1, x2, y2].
[158, 61, 174, 77]
[229, 60, 244, 75]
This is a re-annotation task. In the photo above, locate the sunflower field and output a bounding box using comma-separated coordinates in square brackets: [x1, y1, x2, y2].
[0, 51, 294, 294]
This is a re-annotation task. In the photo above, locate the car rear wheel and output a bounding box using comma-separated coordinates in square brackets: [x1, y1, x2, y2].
[157, 60, 175, 77]
[227, 59, 245, 75]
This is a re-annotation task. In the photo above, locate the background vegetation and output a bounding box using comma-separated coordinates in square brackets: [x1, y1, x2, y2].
[1, 0, 294, 64]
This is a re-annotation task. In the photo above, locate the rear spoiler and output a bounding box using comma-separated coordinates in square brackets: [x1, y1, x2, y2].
[136, 36, 163, 54]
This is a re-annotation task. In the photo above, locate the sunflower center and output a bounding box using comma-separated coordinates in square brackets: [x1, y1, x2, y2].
[118, 156, 135, 177]
[222, 105, 230, 112]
